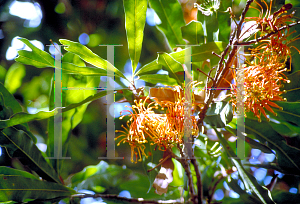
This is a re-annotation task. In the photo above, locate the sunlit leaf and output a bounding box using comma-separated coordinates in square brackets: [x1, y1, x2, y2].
[4, 63, 26, 94]
[123, 0, 147, 73]
[138, 74, 178, 86]
[181, 20, 204, 44]
[15, 38, 54, 68]
[59, 39, 127, 80]
[135, 42, 226, 77]
[157, 53, 182, 84]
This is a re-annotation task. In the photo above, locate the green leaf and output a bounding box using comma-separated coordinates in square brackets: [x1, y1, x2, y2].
[0, 175, 75, 202]
[244, 136, 274, 154]
[244, 117, 300, 174]
[135, 42, 226, 76]
[0, 90, 111, 129]
[204, 102, 233, 128]
[71, 161, 131, 191]
[149, 0, 185, 49]
[59, 39, 127, 80]
[268, 117, 300, 137]
[0, 83, 22, 114]
[281, 71, 300, 101]
[0, 110, 59, 130]
[4, 63, 26, 94]
[61, 62, 109, 76]
[0, 166, 38, 180]
[274, 102, 300, 126]
[123, 0, 147, 73]
[272, 191, 300, 203]
[0, 127, 61, 183]
[138, 74, 178, 86]
[213, 127, 275, 204]
[181, 20, 204, 45]
[15, 38, 54, 68]
[157, 53, 182, 84]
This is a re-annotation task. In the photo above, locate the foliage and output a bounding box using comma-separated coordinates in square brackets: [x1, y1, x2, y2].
[0, 0, 300, 203]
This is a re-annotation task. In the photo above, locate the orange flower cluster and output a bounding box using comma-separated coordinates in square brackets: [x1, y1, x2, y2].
[115, 86, 199, 163]
[230, 1, 298, 121]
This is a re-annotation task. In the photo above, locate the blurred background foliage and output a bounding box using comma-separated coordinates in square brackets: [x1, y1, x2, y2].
[0, 0, 300, 203]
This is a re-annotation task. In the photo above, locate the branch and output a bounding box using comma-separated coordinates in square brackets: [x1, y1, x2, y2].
[197, 0, 254, 127]
[71, 194, 183, 204]
[172, 145, 198, 203]
[191, 158, 203, 204]
[238, 21, 300, 46]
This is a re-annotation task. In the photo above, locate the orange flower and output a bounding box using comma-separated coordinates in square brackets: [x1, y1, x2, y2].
[115, 85, 199, 163]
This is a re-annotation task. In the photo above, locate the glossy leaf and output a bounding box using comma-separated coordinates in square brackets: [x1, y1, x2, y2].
[138, 74, 178, 86]
[181, 20, 204, 44]
[0, 167, 38, 180]
[0, 127, 61, 183]
[59, 39, 127, 80]
[149, 0, 185, 49]
[0, 175, 75, 202]
[157, 53, 182, 84]
[135, 42, 226, 77]
[61, 62, 109, 76]
[4, 63, 26, 94]
[123, 0, 147, 73]
[15, 38, 54, 68]
[204, 102, 233, 128]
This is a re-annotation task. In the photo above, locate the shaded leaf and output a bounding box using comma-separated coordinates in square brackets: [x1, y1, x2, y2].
[123, 0, 147, 73]
[274, 102, 300, 126]
[0, 83, 22, 114]
[281, 71, 300, 101]
[0, 127, 61, 183]
[0, 166, 38, 180]
[138, 74, 178, 86]
[204, 102, 233, 128]
[61, 62, 109, 76]
[181, 20, 204, 44]
[272, 191, 300, 203]
[213, 127, 275, 204]
[59, 39, 127, 80]
[4, 63, 26, 94]
[244, 117, 300, 174]
[149, 0, 185, 49]
[0, 91, 110, 129]
[0, 175, 75, 202]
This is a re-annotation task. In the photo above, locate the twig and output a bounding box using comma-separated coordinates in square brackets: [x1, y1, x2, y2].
[173, 145, 198, 203]
[147, 154, 172, 172]
[191, 158, 203, 204]
[197, 68, 214, 81]
[207, 175, 224, 204]
[71, 194, 183, 204]
[212, 51, 221, 59]
[236, 0, 254, 39]
[238, 21, 300, 46]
